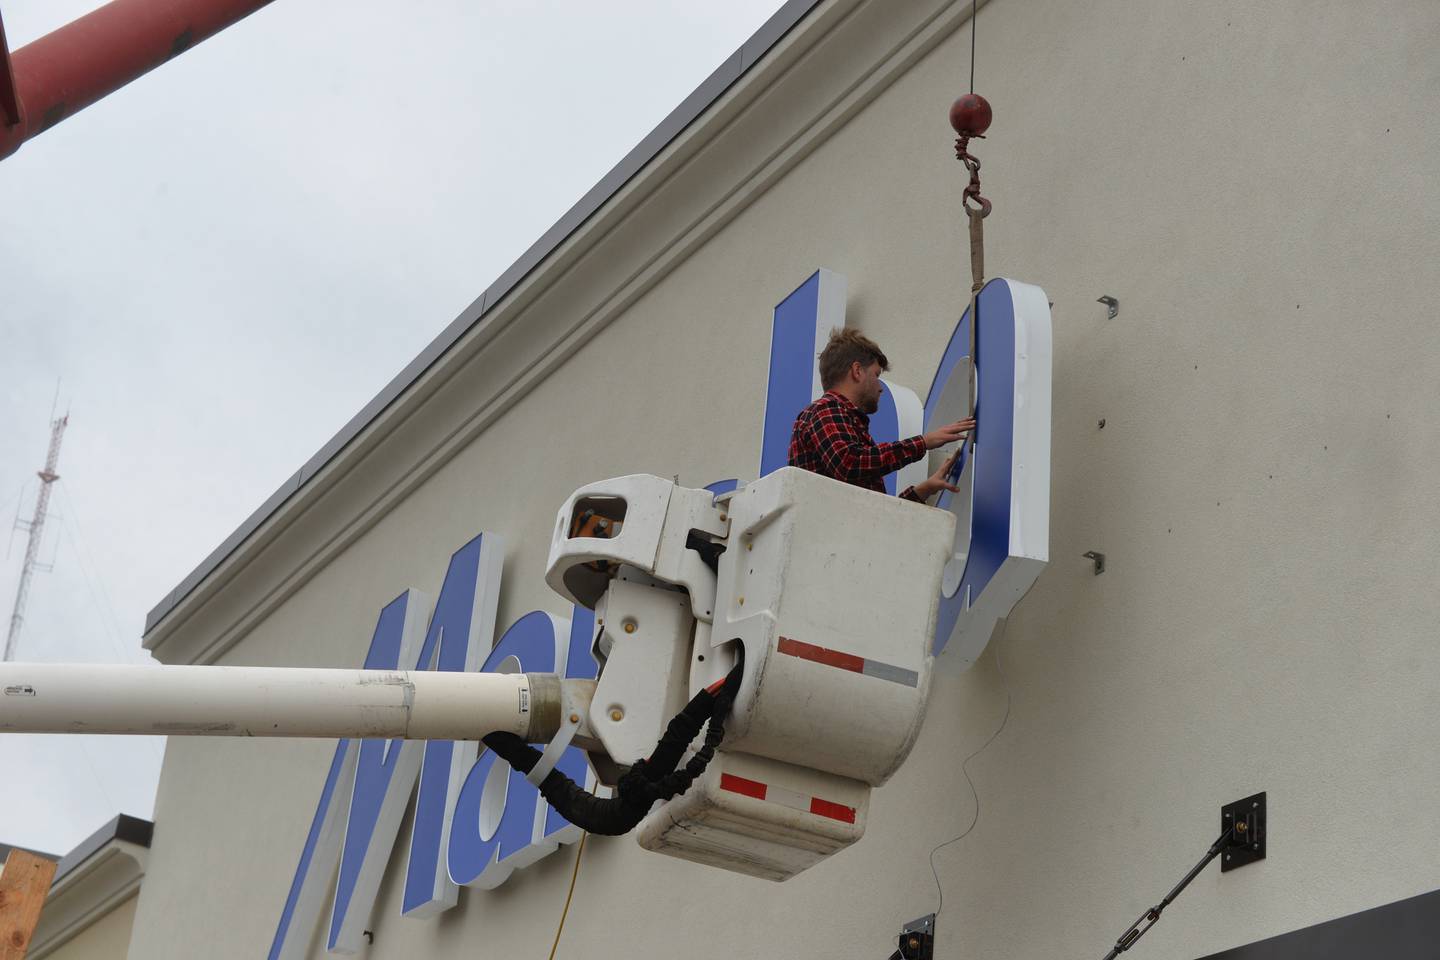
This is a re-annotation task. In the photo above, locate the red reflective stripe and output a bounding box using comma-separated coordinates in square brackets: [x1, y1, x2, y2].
[777, 636, 865, 673]
[721, 773, 856, 824]
[719, 773, 767, 800]
[809, 796, 857, 824]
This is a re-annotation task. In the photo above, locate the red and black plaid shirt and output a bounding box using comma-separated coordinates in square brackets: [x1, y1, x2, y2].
[788, 391, 927, 501]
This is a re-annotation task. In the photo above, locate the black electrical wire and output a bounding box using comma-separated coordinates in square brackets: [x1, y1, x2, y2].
[483, 661, 744, 836]
[927, 623, 1011, 916]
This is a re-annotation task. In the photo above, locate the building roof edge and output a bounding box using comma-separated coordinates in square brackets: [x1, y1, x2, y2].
[142, 0, 825, 638]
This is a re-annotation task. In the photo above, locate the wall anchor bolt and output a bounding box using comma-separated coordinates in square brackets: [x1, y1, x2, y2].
[1097, 295, 1119, 319]
[1082, 551, 1105, 575]
[1220, 792, 1267, 872]
[897, 914, 935, 960]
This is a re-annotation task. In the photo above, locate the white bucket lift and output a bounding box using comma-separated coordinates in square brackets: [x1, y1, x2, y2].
[546, 467, 954, 880]
[0, 467, 955, 884]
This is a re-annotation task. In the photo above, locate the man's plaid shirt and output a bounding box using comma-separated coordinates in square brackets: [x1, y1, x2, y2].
[788, 391, 927, 501]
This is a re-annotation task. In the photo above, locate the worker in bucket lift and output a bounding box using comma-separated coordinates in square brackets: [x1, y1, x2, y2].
[788, 328, 973, 504]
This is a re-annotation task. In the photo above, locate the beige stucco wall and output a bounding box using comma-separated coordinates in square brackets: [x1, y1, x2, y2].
[42, 894, 137, 960]
[130, 0, 1440, 958]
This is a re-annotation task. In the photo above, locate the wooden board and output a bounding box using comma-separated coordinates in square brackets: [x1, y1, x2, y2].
[0, 849, 57, 960]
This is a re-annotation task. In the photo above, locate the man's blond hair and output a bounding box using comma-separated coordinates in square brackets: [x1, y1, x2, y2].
[818, 328, 889, 389]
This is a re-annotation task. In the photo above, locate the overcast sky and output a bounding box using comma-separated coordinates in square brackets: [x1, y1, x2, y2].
[0, 0, 786, 857]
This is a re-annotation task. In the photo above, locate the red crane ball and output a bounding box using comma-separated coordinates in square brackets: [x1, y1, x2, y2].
[949, 93, 993, 137]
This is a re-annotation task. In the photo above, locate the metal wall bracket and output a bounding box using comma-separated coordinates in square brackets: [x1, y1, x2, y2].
[1097, 295, 1119, 319]
[1221, 791, 1266, 872]
[1097, 796, 1267, 958]
[1083, 550, 1106, 575]
[898, 914, 935, 960]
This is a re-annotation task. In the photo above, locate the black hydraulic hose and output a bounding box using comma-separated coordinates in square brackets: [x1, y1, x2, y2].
[482, 662, 743, 836]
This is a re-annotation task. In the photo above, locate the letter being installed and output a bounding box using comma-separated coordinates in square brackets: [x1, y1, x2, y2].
[269, 267, 1051, 955]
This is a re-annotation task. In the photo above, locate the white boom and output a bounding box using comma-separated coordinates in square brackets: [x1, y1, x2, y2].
[0, 469, 963, 881]
[0, 663, 560, 742]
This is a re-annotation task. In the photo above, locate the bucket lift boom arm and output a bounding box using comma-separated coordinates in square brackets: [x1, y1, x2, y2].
[0, 469, 955, 880]
[0, 661, 571, 742]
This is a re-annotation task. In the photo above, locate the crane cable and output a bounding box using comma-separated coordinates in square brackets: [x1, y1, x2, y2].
[951, 0, 992, 439]
[926, 0, 1012, 920]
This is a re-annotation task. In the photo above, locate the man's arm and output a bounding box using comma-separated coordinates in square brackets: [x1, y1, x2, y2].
[808, 409, 974, 496]
[900, 419, 977, 502]
[813, 417, 927, 485]
[903, 447, 964, 503]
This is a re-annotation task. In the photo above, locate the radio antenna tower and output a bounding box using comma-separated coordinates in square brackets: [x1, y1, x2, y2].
[5, 410, 70, 661]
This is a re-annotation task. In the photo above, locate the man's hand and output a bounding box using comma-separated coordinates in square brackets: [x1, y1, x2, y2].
[921, 417, 975, 450]
[913, 447, 963, 501]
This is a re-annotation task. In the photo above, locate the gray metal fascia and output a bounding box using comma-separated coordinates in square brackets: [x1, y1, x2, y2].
[143, 0, 824, 638]
[52, 814, 154, 884]
[742, 0, 820, 68]
[299, 290, 489, 489]
[144, 470, 302, 636]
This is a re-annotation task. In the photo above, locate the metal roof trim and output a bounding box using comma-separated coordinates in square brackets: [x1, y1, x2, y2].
[142, 0, 826, 638]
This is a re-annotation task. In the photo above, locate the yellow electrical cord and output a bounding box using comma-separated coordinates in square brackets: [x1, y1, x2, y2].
[547, 831, 588, 960]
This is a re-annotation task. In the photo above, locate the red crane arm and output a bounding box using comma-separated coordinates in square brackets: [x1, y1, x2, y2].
[0, 0, 276, 161]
